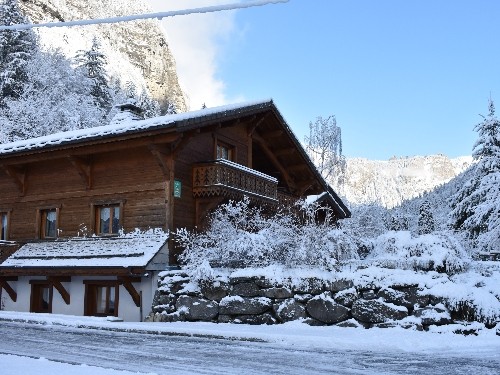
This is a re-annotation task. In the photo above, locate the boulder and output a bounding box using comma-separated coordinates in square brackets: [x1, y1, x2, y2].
[294, 294, 314, 303]
[351, 299, 408, 324]
[175, 296, 219, 321]
[306, 293, 350, 324]
[302, 318, 327, 326]
[254, 277, 276, 289]
[229, 276, 258, 285]
[377, 288, 413, 310]
[219, 296, 272, 315]
[200, 280, 229, 301]
[413, 305, 452, 326]
[361, 290, 377, 300]
[398, 286, 429, 308]
[329, 279, 354, 292]
[261, 287, 293, 299]
[161, 276, 190, 294]
[231, 313, 276, 325]
[334, 288, 358, 308]
[374, 321, 423, 331]
[335, 319, 366, 328]
[274, 299, 307, 322]
[293, 278, 325, 295]
[153, 311, 184, 322]
[230, 282, 261, 297]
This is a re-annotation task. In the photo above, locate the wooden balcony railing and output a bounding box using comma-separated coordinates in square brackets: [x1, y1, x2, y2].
[192, 159, 278, 203]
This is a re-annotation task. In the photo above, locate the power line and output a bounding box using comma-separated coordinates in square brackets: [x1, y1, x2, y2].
[0, 0, 289, 31]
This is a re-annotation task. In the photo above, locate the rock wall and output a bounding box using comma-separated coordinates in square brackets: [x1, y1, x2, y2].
[146, 271, 494, 334]
[20, 0, 187, 113]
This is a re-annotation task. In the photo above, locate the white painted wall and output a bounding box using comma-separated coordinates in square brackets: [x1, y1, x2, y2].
[1, 274, 158, 322]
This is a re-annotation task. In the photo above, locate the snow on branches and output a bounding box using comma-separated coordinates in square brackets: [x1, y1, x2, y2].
[449, 100, 500, 252]
[367, 231, 471, 274]
[175, 197, 358, 280]
[305, 115, 346, 185]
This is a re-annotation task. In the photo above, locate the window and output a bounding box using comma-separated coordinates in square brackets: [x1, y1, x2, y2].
[96, 205, 121, 235]
[84, 282, 119, 317]
[30, 283, 52, 313]
[0, 212, 8, 241]
[40, 209, 58, 239]
[216, 142, 234, 161]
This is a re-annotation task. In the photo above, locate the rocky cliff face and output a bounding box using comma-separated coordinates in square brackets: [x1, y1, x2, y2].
[20, 0, 187, 113]
[332, 155, 473, 208]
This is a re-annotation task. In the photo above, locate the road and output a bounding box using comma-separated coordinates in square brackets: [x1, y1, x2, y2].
[0, 321, 498, 374]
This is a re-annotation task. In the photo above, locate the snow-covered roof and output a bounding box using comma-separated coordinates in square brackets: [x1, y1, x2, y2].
[0, 230, 168, 269]
[0, 99, 273, 156]
[305, 192, 329, 205]
[216, 159, 278, 183]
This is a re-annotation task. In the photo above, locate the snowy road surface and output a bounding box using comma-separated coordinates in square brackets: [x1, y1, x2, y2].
[1, 320, 499, 375]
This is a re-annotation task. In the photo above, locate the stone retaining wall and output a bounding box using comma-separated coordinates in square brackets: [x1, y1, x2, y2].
[146, 271, 496, 333]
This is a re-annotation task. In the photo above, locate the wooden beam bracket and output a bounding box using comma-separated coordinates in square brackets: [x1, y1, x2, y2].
[247, 113, 269, 137]
[68, 156, 92, 189]
[148, 144, 173, 177]
[1, 165, 26, 195]
[119, 276, 141, 307]
[252, 135, 296, 192]
[0, 277, 18, 302]
[48, 276, 71, 305]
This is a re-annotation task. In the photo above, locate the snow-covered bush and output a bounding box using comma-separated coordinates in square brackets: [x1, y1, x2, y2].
[176, 198, 358, 278]
[367, 231, 471, 274]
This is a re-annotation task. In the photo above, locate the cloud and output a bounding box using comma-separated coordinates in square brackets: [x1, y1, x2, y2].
[147, 0, 243, 110]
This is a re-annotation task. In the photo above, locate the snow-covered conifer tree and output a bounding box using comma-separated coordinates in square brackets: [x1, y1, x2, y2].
[75, 37, 112, 112]
[449, 100, 500, 252]
[1, 49, 103, 141]
[165, 100, 177, 115]
[418, 200, 435, 235]
[305, 115, 346, 186]
[0, 0, 38, 104]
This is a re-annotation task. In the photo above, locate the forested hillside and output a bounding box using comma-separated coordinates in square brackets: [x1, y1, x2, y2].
[19, 0, 186, 113]
[0, 0, 179, 143]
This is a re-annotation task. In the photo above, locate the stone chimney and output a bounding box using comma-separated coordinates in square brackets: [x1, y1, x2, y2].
[110, 98, 144, 126]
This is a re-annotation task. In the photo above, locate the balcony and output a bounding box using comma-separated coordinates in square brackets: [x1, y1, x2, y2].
[192, 160, 278, 203]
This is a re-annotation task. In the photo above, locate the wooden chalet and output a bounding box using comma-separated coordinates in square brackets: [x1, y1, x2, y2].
[0, 99, 349, 321]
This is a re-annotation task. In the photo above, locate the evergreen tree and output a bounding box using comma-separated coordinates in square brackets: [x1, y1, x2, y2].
[165, 100, 177, 115]
[418, 200, 435, 235]
[75, 37, 112, 112]
[1, 49, 103, 141]
[138, 91, 160, 118]
[305, 115, 346, 185]
[124, 81, 137, 99]
[449, 100, 500, 251]
[0, 0, 38, 104]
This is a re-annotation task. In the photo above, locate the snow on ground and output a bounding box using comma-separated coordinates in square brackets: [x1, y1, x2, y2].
[2, 354, 155, 375]
[1, 311, 498, 356]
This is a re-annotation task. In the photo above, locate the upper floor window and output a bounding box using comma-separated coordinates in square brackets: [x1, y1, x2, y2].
[0, 212, 8, 241]
[217, 142, 234, 161]
[96, 205, 121, 235]
[40, 209, 58, 239]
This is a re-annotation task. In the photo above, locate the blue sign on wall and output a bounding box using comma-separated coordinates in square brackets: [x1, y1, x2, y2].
[173, 179, 182, 198]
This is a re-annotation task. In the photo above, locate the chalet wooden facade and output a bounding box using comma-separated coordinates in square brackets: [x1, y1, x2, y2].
[0, 99, 349, 321]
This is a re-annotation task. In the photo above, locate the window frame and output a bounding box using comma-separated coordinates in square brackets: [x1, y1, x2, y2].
[30, 281, 53, 314]
[214, 135, 236, 162]
[36, 206, 60, 240]
[0, 210, 11, 241]
[83, 280, 119, 317]
[90, 200, 125, 236]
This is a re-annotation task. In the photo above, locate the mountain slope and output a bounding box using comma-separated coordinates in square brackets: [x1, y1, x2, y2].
[333, 154, 473, 208]
[20, 0, 187, 113]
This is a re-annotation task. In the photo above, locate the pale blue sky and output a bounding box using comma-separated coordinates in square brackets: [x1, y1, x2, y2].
[155, 0, 500, 159]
